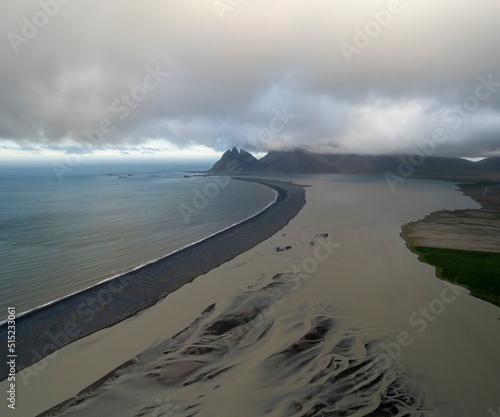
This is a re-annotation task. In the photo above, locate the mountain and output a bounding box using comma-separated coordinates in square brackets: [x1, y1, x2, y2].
[321, 154, 400, 174]
[258, 149, 340, 173]
[209, 148, 500, 179]
[476, 157, 500, 172]
[322, 154, 482, 177]
[209, 147, 260, 173]
[209, 148, 338, 174]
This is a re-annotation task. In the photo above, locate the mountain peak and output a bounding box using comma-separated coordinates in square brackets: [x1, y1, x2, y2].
[209, 148, 259, 174]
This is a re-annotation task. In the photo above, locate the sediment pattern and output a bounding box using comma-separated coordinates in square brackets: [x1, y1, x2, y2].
[41, 274, 428, 417]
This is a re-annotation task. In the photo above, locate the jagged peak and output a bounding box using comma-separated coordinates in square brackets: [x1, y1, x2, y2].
[209, 148, 260, 173]
[223, 147, 256, 159]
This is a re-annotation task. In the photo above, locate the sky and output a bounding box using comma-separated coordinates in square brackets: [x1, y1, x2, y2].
[1, 0, 500, 160]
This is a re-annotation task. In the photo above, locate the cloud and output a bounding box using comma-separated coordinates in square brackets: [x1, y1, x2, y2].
[1, 0, 500, 157]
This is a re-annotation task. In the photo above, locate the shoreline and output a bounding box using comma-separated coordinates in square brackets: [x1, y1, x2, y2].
[0, 177, 306, 381]
[0, 179, 279, 326]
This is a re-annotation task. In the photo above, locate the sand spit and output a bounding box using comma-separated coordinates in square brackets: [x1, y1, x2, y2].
[402, 208, 500, 253]
[40, 273, 426, 417]
[3, 176, 499, 417]
[0, 178, 305, 380]
[402, 183, 500, 253]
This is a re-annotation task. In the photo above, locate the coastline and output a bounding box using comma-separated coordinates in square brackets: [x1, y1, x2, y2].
[0, 178, 279, 327]
[3, 175, 499, 417]
[0, 177, 306, 381]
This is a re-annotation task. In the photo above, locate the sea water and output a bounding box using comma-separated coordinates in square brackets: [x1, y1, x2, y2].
[0, 161, 276, 320]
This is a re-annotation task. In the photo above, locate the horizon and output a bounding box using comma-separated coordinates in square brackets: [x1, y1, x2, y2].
[0, 148, 492, 171]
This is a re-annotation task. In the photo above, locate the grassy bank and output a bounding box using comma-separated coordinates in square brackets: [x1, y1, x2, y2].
[412, 246, 500, 307]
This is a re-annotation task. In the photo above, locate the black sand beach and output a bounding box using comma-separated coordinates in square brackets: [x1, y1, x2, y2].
[0, 178, 306, 381]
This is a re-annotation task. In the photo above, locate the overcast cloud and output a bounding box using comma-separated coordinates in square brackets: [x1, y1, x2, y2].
[1, 0, 500, 157]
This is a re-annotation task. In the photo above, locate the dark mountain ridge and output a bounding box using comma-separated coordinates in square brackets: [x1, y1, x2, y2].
[208, 148, 500, 180]
[209, 147, 261, 174]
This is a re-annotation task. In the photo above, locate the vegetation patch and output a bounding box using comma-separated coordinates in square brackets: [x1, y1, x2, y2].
[412, 246, 500, 307]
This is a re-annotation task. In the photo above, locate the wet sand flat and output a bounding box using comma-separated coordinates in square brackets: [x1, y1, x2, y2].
[401, 182, 500, 306]
[403, 209, 500, 253]
[3, 175, 499, 417]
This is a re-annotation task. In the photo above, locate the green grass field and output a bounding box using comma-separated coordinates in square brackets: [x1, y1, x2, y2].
[413, 246, 500, 307]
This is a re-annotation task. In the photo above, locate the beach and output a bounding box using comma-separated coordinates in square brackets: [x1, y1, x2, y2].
[2, 175, 499, 416]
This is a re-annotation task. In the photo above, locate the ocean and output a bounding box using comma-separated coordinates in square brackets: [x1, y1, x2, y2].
[0, 160, 277, 321]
